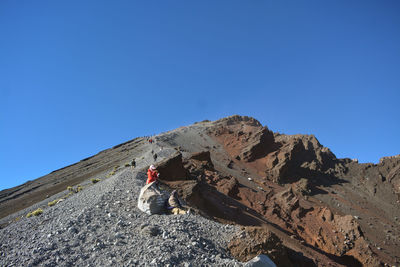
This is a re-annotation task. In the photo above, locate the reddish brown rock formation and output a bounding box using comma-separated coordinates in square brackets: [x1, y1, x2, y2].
[159, 116, 397, 265]
[207, 115, 276, 162]
[156, 152, 188, 181]
[159, 149, 381, 266]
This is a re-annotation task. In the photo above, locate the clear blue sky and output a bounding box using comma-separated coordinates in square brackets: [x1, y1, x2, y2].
[1, 1, 399, 190]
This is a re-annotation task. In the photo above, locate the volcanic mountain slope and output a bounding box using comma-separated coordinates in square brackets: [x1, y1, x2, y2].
[1, 115, 399, 266]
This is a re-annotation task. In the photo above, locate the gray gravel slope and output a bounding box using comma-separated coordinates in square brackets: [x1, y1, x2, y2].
[0, 135, 242, 266]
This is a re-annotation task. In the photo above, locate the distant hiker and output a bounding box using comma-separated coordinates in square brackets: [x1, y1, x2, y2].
[149, 138, 153, 144]
[146, 165, 159, 184]
[167, 190, 187, 215]
[130, 159, 136, 170]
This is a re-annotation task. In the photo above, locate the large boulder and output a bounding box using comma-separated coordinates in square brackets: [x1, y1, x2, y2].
[137, 182, 167, 215]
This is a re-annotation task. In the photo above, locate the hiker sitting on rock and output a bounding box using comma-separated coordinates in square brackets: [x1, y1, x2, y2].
[146, 165, 159, 184]
[167, 190, 188, 215]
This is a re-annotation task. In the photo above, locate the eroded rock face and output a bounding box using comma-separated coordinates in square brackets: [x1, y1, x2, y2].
[190, 151, 212, 163]
[157, 148, 383, 265]
[342, 155, 400, 203]
[264, 134, 340, 183]
[189, 151, 214, 169]
[156, 152, 188, 181]
[161, 153, 264, 226]
[207, 116, 342, 185]
[228, 226, 293, 267]
[207, 116, 276, 162]
[291, 178, 311, 195]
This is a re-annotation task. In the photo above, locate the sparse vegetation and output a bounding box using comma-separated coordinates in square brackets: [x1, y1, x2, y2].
[91, 178, 101, 184]
[67, 186, 73, 191]
[48, 199, 58, 207]
[125, 162, 131, 167]
[76, 185, 83, 192]
[105, 165, 120, 177]
[107, 170, 116, 177]
[63, 191, 74, 198]
[26, 208, 43, 218]
[32, 208, 43, 216]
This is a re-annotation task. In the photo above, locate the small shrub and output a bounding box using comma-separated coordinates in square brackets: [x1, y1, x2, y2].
[76, 185, 83, 192]
[91, 178, 100, 184]
[113, 165, 119, 170]
[27, 208, 43, 218]
[32, 208, 43, 216]
[124, 162, 130, 167]
[67, 186, 73, 191]
[48, 200, 58, 207]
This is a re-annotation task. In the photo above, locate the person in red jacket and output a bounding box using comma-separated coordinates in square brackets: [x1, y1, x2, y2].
[146, 165, 159, 184]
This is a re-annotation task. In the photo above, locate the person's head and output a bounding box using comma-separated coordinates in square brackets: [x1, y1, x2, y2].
[149, 165, 156, 171]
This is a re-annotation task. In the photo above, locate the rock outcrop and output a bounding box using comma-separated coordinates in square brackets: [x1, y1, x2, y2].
[156, 152, 188, 181]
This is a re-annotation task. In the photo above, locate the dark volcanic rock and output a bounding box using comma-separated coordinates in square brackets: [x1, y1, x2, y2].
[156, 152, 188, 181]
[240, 127, 275, 162]
[265, 134, 340, 184]
[190, 151, 212, 162]
[189, 151, 214, 169]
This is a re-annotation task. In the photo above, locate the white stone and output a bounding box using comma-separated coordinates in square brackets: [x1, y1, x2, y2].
[244, 254, 276, 267]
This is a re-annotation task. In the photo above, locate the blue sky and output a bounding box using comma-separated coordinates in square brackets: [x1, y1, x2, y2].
[1, 1, 399, 190]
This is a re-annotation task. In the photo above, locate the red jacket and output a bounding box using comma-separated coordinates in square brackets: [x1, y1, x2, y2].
[146, 169, 159, 184]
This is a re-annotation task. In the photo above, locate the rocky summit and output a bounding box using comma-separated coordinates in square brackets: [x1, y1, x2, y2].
[1, 115, 399, 266]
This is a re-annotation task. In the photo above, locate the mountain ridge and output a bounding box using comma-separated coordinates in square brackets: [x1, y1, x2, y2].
[1, 115, 399, 266]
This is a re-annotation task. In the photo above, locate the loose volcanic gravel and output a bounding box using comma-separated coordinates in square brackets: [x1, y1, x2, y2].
[0, 153, 243, 266]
